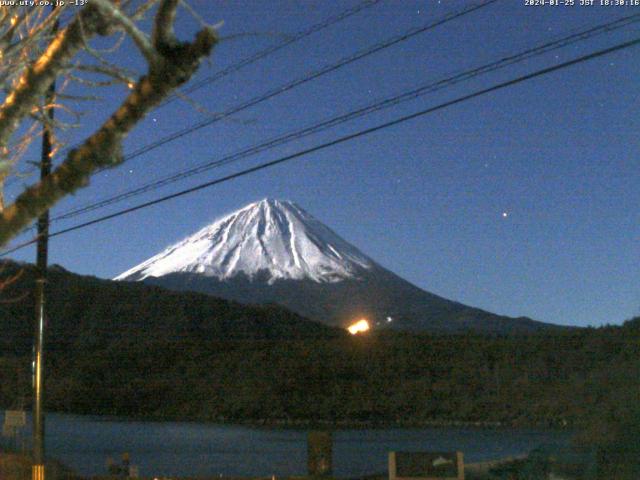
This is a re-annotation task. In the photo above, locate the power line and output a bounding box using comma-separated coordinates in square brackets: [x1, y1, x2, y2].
[4, 0, 382, 188]
[10, 0, 497, 189]
[50, 12, 640, 223]
[2, 35, 638, 258]
[112, 0, 501, 163]
[166, 0, 383, 104]
[16, 0, 500, 218]
[45, 0, 499, 219]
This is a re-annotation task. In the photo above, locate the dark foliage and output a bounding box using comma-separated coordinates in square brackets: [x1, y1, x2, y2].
[0, 260, 341, 358]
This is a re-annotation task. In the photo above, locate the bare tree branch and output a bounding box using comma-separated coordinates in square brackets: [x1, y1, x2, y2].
[0, 6, 109, 164]
[153, 0, 179, 50]
[0, 16, 217, 246]
[92, 0, 160, 65]
[128, 0, 162, 21]
[0, 266, 27, 303]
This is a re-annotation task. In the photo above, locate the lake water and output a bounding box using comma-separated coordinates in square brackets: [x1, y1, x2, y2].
[1, 412, 573, 478]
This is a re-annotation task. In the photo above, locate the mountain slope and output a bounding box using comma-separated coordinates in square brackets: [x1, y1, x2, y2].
[0, 260, 341, 357]
[117, 199, 561, 334]
[116, 198, 373, 284]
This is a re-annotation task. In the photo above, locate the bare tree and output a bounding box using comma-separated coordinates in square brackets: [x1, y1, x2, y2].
[0, 0, 217, 247]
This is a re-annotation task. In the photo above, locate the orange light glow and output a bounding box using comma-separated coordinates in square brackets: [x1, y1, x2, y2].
[347, 319, 370, 335]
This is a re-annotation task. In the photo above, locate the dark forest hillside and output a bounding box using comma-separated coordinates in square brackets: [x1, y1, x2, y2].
[0, 260, 342, 358]
[0, 260, 638, 431]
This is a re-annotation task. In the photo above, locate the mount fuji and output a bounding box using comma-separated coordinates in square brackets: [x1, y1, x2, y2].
[116, 199, 555, 333]
[116, 198, 374, 285]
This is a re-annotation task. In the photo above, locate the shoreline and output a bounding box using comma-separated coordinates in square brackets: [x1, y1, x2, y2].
[29, 409, 578, 431]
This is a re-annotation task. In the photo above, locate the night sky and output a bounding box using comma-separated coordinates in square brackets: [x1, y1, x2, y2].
[4, 0, 640, 327]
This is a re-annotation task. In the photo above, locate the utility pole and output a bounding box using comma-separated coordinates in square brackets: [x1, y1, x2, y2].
[33, 10, 57, 480]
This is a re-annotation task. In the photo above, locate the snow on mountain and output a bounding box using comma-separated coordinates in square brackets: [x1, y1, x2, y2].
[115, 198, 374, 284]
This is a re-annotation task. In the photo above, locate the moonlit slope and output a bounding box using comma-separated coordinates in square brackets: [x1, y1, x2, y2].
[115, 199, 374, 284]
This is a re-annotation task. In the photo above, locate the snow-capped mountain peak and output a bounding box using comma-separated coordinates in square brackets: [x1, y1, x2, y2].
[115, 198, 374, 284]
